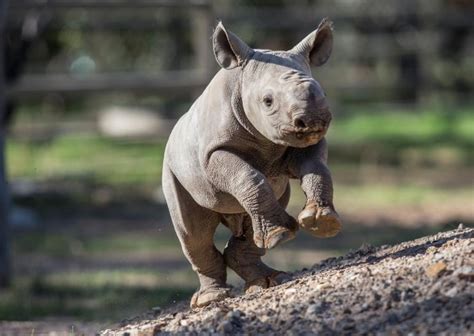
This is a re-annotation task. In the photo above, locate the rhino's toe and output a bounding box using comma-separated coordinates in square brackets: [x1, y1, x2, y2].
[266, 227, 296, 249]
[254, 226, 296, 250]
[245, 271, 292, 293]
[190, 286, 232, 308]
[299, 207, 342, 238]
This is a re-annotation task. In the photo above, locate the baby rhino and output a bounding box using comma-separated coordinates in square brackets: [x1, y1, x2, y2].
[163, 18, 342, 308]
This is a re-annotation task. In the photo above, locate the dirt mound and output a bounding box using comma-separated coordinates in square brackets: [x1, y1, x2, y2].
[103, 226, 473, 335]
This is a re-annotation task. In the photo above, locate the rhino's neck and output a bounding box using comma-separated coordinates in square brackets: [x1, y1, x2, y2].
[230, 74, 262, 141]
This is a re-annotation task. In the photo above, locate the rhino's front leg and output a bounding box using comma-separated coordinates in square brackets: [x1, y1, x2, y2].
[207, 150, 298, 249]
[290, 138, 342, 238]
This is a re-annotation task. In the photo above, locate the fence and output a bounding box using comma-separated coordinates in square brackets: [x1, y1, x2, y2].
[5, 0, 474, 106]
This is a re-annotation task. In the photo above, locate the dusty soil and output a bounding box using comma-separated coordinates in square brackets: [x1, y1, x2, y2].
[102, 226, 473, 335]
[0, 320, 105, 336]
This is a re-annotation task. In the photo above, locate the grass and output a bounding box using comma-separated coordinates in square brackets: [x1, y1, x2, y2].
[0, 270, 196, 321]
[7, 105, 474, 186]
[327, 107, 474, 166]
[334, 184, 474, 209]
[7, 135, 166, 185]
[13, 231, 182, 258]
[329, 106, 474, 146]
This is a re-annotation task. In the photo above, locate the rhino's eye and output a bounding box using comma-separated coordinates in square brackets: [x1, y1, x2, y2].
[263, 95, 273, 107]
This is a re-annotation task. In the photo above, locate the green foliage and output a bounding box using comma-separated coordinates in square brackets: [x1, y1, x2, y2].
[13, 232, 181, 258]
[0, 271, 195, 321]
[7, 106, 474, 187]
[334, 184, 474, 208]
[7, 135, 166, 185]
[329, 108, 474, 146]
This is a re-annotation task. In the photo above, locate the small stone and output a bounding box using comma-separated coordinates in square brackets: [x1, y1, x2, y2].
[152, 306, 162, 315]
[390, 289, 401, 302]
[453, 266, 474, 281]
[386, 312, 399, 324]
[366, 255, 377, 263]
[314, 282, 331, 291]
[217, 320, 233, 334]
[444, 286, 458, 298]
[359, 242, 375, 255]
[285, 288, 297, 296]
[426, 246, 437, 254]
[306, 306, 317, 317]
[230, 309, 244, 318]
[426, 261, 447, 278]
[401, 288, 415, 302]
[458, 223, 465, 230]
[341, 317, 356, 329]
[306, 302, 325, 316]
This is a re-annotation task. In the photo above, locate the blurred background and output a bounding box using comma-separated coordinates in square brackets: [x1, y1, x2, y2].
[1, 0, 473, 332]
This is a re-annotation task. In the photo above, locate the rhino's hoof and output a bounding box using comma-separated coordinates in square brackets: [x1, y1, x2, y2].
[266, 227, 296, 249]
[190, 286, 232, 308]
[254, 226, 296, 249]
[245, 271, 292, 293]
[298, 207, 342, 238]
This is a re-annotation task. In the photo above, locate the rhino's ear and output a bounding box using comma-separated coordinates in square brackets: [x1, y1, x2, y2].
[213, 22, 253, 69]
[290, 18, 333, 67]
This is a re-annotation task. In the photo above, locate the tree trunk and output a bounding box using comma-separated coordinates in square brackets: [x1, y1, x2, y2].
[0, 0, 11, 288]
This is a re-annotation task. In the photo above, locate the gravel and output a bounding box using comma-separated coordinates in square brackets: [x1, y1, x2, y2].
[102, 226, 474, 335]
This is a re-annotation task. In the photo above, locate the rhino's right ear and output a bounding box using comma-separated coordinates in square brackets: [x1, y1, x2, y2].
[213, 22, 253, 69]
[290, 17, 333, 67]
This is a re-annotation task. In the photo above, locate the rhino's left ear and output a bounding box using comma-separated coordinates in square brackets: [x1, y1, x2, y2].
[213, 22, 253, 69]
[290, 18, 333, 67]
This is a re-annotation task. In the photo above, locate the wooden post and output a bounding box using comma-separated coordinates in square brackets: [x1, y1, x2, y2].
[192, 3, 215, 80]
[0, 0, 11, 288]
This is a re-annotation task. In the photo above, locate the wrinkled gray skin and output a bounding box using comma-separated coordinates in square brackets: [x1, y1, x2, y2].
[162, 18, 342, 308]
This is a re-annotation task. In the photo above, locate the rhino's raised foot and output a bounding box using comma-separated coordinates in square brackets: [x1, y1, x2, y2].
[254, 226, 296, 250]
[245, 271, 292, 293]
[298, 206, 342, 238]
[190, 286, 232, 308]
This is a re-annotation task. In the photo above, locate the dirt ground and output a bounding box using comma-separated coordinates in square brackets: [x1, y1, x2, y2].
[102, 226, 473, 335]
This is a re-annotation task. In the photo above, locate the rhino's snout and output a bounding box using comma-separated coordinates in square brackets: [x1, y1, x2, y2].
[282, 109, 331, 145]
[292, 106, 332, 132]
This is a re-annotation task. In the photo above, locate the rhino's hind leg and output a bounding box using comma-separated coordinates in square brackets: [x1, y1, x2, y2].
[223, 216, 291, 293]
[224, 184, 293, 291]
[162, 166, 231, 308]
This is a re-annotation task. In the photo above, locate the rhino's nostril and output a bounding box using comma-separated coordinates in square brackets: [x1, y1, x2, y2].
[294, 117, 306, 129]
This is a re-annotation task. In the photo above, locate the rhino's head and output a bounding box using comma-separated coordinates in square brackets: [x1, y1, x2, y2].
[213, 18, 334, 148]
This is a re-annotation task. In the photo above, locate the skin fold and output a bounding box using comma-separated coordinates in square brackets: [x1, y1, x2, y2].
[162, 18, 342, 308]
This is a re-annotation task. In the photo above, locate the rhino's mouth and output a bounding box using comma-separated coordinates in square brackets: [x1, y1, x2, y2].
[295, 129, 325, 140]
[279, 125, 327, 147]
